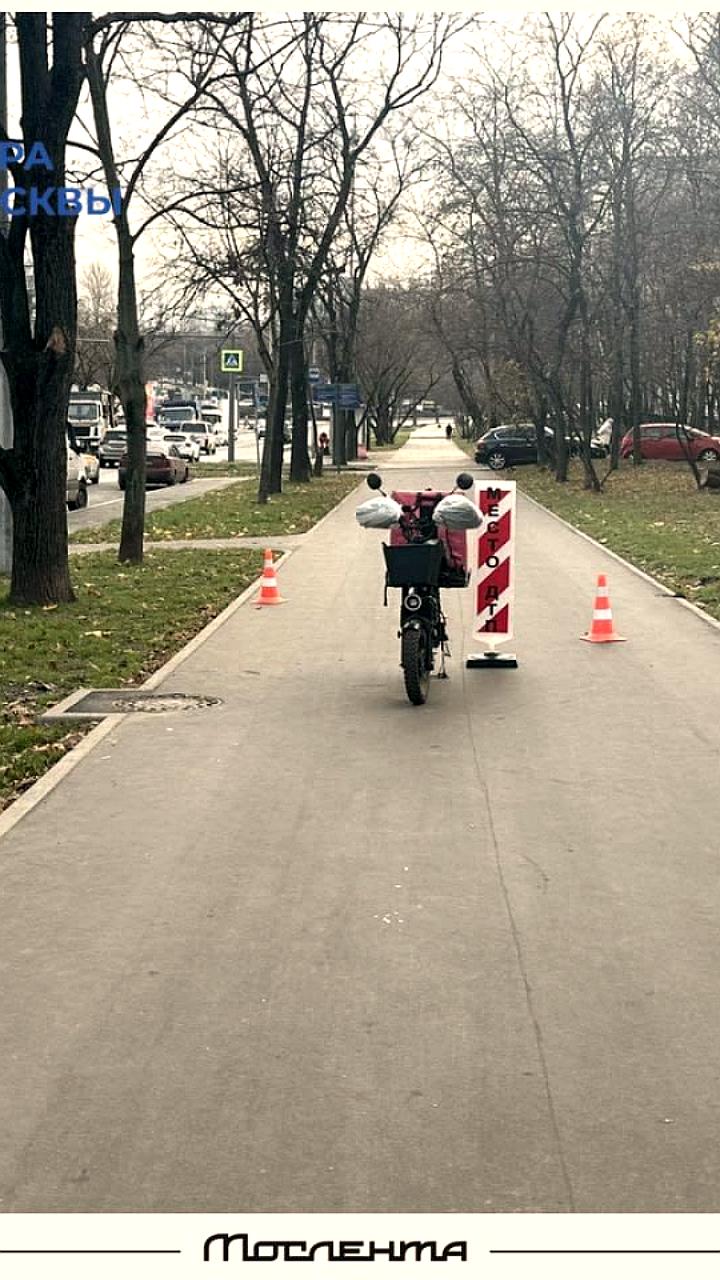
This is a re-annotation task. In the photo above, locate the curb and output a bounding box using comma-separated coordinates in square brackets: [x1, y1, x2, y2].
[0, 550, 292, 846]
[520, 489, 720, 636]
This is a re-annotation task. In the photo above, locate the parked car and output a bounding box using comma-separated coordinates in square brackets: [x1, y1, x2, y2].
[164, 418, 217, 454]
[619, 423, 720, 463]
[66, 444, 88, 510]
[200, 403, 226, 444]
[474, 423, 607, 470]
[118, 445, 189, 489]
[146, 424, 167, 450]
[163, 431, 201, 462]
[83, 452, 101, 484]
[98, 429, 128, 468]
[190, 422, 218, 455]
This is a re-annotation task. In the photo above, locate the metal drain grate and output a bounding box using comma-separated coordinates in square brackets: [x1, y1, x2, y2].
[40, 689, 222, 721]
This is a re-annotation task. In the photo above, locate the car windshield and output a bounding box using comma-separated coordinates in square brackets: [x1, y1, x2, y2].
[68, 403, 100, 421]
[159, 407, 195, 423]
[104, 431, 126, 442]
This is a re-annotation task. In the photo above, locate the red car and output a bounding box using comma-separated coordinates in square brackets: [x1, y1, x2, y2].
[118, 445, 189, 490]
[620, 423, 720, 463]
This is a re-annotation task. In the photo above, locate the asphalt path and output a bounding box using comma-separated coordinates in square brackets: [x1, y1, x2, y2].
[4, 425, 720, 1211]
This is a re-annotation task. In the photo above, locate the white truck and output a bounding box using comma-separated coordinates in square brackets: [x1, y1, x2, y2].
[67, 389, 113, 453]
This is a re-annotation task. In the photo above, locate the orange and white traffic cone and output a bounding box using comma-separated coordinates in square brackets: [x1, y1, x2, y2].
[255, 548, 285, 606]
[581, 573, 626, 643]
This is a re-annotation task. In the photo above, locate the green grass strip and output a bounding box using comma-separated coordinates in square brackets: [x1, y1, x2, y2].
[70, 472, 362, 544]
[518, 461, 720, 619]
[0, 548, 263, 814]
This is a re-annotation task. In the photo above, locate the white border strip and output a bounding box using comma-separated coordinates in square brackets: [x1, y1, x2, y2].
[0, 551, 293, 844]
[520, 489, 720, 635]
[472, 479, 517, 642]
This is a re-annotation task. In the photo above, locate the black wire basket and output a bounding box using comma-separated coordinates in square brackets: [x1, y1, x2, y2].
[383, 540, 445, 587]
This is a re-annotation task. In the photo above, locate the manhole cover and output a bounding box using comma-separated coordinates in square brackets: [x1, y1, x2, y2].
[109, 693, 221, 714]
[41, 689, 222, 720]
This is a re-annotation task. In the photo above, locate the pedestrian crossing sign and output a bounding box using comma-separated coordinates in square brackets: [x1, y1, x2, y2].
[221, 349, 244, 372]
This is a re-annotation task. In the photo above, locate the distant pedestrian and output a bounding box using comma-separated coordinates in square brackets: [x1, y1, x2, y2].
[445, 422, 453, 441]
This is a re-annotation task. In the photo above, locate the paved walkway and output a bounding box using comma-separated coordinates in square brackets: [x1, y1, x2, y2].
[68, 475, 245, 534]
[3, 426, 720, 1212]
[69, 535, 307, 554]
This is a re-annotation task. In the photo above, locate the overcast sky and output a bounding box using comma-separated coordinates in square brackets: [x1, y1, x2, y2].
[3, 6, 699, 316]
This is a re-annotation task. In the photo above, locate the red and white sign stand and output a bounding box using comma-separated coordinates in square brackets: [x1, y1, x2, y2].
[466, 479, 519, 669]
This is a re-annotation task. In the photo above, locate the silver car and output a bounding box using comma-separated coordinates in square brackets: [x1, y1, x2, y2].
[163, 431, 201, 462]
[98, 429, 128, 468]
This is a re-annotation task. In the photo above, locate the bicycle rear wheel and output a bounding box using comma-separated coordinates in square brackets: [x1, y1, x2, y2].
[401, 627, 430, 705]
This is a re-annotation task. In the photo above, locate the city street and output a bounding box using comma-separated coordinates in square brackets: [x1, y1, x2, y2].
[3, 427, 720, 1213]
[67, 468, 245, 533]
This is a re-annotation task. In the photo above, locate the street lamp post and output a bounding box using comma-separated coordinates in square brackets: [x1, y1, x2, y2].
[228, 371, 236, 463]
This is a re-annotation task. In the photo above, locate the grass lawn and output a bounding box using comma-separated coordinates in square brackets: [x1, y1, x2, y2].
[192, 461, 257, 479]
[455, 435, 478, 459]
[370, 429, 412, 451]
[70, 472, 362, 544]
[0, 549, 263, 814]
[518, 460, 720, 619]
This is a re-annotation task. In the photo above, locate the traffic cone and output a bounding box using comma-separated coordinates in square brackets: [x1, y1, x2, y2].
[255, 548, 285, 606]
[581, 573, 626, 643]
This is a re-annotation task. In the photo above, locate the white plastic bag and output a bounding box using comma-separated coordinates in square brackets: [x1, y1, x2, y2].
[355, 495, 403, 529]
[433, 493, 482, 530]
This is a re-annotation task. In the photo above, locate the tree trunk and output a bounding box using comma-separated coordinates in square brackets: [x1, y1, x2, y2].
[8, 347, 75, 605]
[86, 39, 149, 563]
[259, 329, 289, 501]
[607, 156, 626, 472]
[289, 330, 311, 482]
[625, 177, 642, 467]
[0, 14, 85, 605]
[115, 238, 147, 563]
[373, 404, 392, 447]
[344, 409, 357, 461]
[679, 330, 694, 428]
[451, 358, 484, 435]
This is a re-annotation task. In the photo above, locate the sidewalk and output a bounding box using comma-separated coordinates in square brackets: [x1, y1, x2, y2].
[4, 425, 720, 1212]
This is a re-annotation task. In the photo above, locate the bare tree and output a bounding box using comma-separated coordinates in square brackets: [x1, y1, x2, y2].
[312, 137, 421, 465]
[84, 14, 232, 562]
[75, 263, 115, 389]
[356, 284, 440, 444]
[172, 13, 461, 500]
[0, 14, 87, 604]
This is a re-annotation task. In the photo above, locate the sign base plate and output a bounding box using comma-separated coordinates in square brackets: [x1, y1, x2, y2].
[466, 652, 519, 669]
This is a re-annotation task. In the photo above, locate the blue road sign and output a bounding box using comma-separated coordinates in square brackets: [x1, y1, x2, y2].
[312, 384, 337, 403]
[312, 382, 361, 406]
[338, 383, 362, 409]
